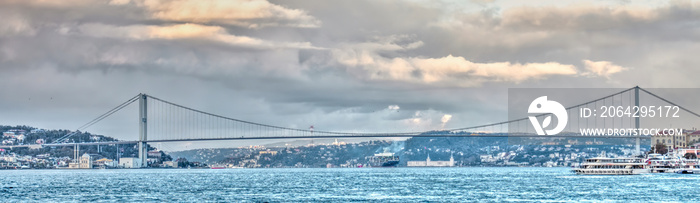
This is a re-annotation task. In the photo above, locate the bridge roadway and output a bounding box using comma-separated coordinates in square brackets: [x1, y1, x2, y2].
[0, 133, 651, 148]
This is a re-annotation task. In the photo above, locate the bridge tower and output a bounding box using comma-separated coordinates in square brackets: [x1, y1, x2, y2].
[634, 86, 641, 156]
[138, 94, 148, 167]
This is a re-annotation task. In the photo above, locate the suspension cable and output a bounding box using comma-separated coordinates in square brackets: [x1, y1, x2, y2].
[53, 94, 140, 143]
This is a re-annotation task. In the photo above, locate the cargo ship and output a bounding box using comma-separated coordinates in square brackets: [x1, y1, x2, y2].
[369, 152, 400, 167]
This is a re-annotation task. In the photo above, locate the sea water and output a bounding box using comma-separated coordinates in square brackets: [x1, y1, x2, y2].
[0, 167, 697, 202]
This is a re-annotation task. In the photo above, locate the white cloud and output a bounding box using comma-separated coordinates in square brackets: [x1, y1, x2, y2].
[109, 0, 130, 5]
[326, 34, 582, 87]
[441, 114, 452, 123]
[410, 55, 578, 83]
[333, 45, 579, 87]
[399, 110, 457, 131]
[136, 0, 322, 28]
[388, 105, 400, 110]
[583, 60, 628, 78]
[73, 23, 320, 49]
[440, 114, 452, 128]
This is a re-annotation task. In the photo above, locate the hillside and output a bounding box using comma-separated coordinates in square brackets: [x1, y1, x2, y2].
[0, 125, 161, 161]
[2, 125, 648, 168]
[169, 136, 648, 168]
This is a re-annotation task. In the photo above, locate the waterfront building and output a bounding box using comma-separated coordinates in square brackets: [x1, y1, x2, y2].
[163, 161, 176, 168]
[79, 153, 93, 169]
[94, 158, 115, 168]
[688, 131, 700, 145]
[119, 157, 142, 168]
[78, 153, 105, 169]
[407, 154, 455, 167]
[652, 130, 700, 149]
[68, 162, 80, 168]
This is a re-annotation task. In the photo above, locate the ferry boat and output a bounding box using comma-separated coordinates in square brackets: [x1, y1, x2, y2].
[573, 157, 649, 175]
[369, 152, 399, 167]
[670, 148, 700, 174]
[646, 153, 677, 173]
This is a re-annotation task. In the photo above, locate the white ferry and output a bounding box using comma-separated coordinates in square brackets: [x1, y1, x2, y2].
[670, 148, 700, 174]
[646, 153, 677, 173]
[573, 157, 649, 175]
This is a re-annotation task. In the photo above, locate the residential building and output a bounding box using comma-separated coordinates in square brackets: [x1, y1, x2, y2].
[3, 132, 15, 138]
[147, 151, 162, 158]
[259, 150, 278, 156]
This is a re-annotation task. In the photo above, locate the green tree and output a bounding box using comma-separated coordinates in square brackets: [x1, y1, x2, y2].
[651, 143, 668, 154]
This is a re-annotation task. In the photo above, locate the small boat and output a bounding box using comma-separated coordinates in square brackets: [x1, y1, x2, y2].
[671, 159, 700, 174]
[676, 169, 694, 174]
[210, 165, 226, 169]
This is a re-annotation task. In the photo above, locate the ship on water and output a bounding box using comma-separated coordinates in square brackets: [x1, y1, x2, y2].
[369, 152, 400, 167]
[572, 157, 649, 175]
[646, 153, 675, 173]
[210, 165, 226, 169]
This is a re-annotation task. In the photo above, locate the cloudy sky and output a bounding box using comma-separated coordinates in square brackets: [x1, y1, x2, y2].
[2, 0, 699, 149]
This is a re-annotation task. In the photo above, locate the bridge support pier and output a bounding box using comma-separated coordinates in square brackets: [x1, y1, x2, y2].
[138, 94, 148, 168]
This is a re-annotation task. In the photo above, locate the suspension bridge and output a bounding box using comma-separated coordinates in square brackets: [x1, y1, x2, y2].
[2, 86, 699, 166]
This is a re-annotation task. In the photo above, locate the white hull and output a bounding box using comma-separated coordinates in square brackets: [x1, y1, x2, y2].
[573, 168, 649, 175]
[574, 157, 648, 175]
[649, 168, 674, 173]
[671, 168, 700, 174]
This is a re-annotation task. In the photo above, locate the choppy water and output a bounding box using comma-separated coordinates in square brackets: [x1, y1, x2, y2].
[0, 167, 698, 202]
